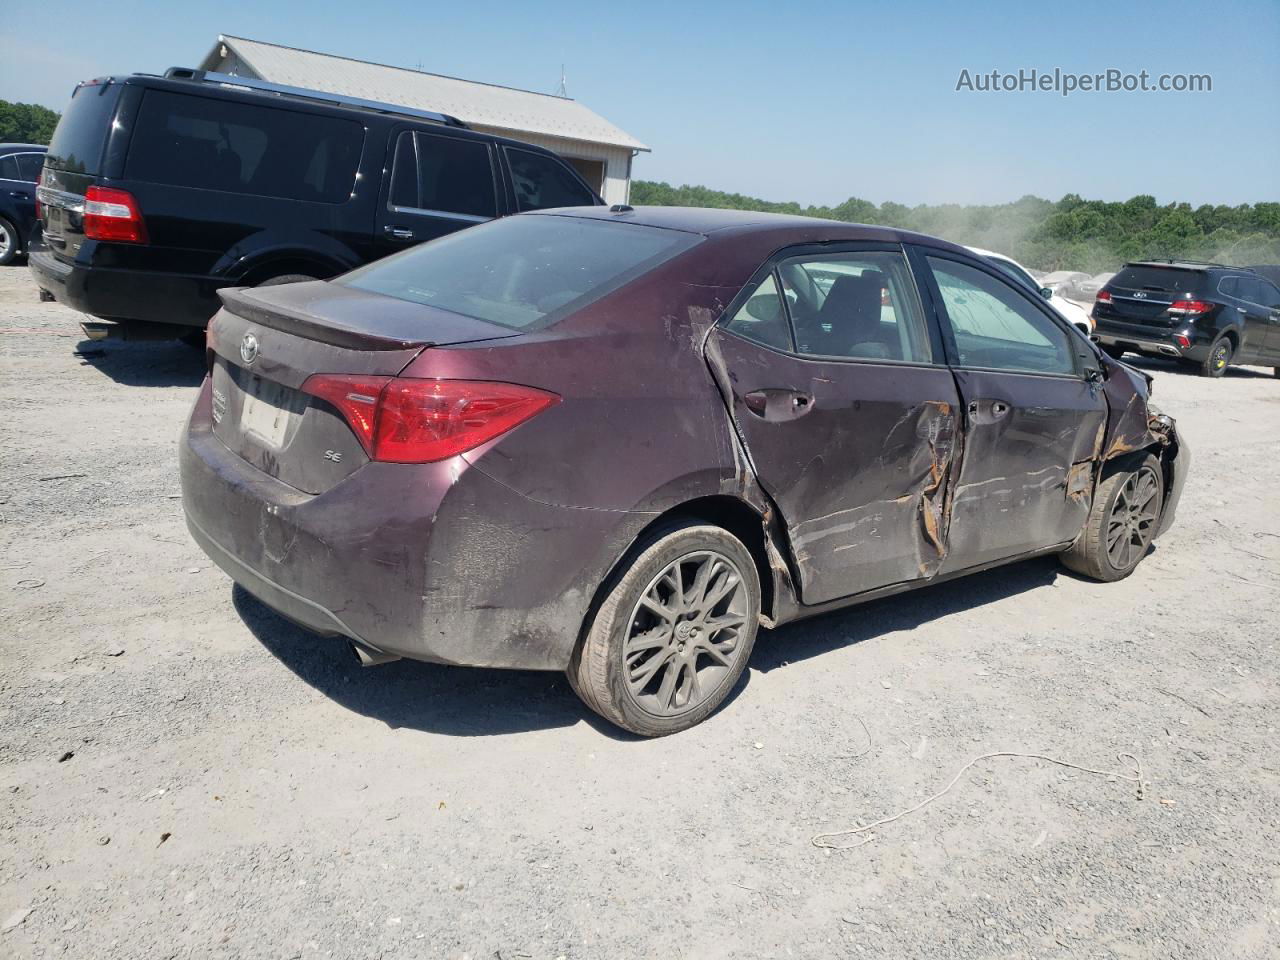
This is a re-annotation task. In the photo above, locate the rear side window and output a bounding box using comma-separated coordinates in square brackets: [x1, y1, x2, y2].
[0, 156, 18, 180]
[927, 257, 1075, 375]
[388, 131, 496, 219]
[779, 252, 933, 363]
[725, 274, 793, 352]
[124, 90, 364, 203]
[1111, 265, 1205, 295]
[46, 82, 123, 174]
[15, 154, 43, 181]
[505, 148, 596, 211]
[340, 215, 698, 330]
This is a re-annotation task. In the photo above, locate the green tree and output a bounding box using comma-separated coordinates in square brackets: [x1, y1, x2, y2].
[0, 100, 60, 144]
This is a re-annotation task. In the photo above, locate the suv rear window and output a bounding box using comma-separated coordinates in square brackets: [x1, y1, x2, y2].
[1110, 265, 1206, 295]
[124, 89, 364, 203]
[46, 82, 123, 175]
[340, 214, 699, 330]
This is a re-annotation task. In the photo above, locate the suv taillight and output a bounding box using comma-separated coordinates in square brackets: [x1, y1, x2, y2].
[300, 376, 560, 463]
[1168, 299, 1212, 316]
[1095, 290, 1112, 303]
[83, 186, 148, 244]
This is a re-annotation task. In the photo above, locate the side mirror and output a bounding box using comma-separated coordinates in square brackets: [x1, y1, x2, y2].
[1039, 286, 1054, 301]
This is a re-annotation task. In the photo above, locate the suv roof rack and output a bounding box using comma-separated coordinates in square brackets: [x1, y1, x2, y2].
[1133, 258, 1231, 269]
[161, 67, 469, 129]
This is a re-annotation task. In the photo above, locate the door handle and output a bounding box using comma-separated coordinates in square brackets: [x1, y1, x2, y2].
[743, 389, 813, 421]
[9, 191, 27, 198]
[1238, 306, 1247, 313]
[383, 225, 415, 242]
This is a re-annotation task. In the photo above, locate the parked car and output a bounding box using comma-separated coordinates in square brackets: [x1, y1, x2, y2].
[966, 246, 1092, 334]
[180, 207, 1187, 736]
[28, 68, 602, 340]
[1092, 260, 1280, 377]
[0, 143, 46, 265]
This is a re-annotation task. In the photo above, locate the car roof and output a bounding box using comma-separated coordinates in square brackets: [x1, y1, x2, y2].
[535, 205, 972, 253]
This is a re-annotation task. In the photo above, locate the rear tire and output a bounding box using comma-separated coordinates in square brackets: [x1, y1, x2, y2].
[1060, 453, 1162, 582]
[1200, 337, 1233, 377]
[0, 218, 19, 266]
[568, 522, 760, 737]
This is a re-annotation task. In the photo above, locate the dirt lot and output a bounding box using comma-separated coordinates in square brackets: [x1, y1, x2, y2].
[1, 263, 1278, 960]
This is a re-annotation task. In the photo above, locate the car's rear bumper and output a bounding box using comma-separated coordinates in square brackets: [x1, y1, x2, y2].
[1093, 317, 1212, 362]
[29, 242, 219, 327]
[180, 376, 636, 671]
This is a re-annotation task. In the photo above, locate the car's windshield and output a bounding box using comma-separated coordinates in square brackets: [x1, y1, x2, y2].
[340, 215, 700, 330]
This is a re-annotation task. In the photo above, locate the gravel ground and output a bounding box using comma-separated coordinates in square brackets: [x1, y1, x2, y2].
[1, 263, 1278, 960]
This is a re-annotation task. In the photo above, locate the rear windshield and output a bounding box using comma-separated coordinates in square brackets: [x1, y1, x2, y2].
[339, 215, 701, 330]
[1111, 265, 1206, 295]
[124, 89, 364, 203]
[46, 82, 123, 175]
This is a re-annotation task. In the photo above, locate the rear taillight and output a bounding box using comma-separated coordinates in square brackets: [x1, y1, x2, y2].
[300, 376, 559, 464]
[1095, 290, 1112, 303]
[1167, 299, 1212, 316]
[83, 186, 148, 244]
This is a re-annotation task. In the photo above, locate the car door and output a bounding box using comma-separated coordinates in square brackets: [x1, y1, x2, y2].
[1254, 278, 1280, 361]
[706, 244, 961, 605]
[1227, 276, 1276, 363]
[375, 127, 502, 257]
[913, 249, 1108, 572]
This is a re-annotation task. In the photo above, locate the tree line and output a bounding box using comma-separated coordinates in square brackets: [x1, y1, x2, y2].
[0, 99, 60, 146]
[631, 181, 1280, 273]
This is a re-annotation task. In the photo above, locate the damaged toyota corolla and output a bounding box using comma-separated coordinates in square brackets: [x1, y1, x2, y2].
[180, 207, 1188, 736]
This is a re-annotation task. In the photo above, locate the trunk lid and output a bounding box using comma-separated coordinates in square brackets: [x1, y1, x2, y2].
[208, 281, 520, 494]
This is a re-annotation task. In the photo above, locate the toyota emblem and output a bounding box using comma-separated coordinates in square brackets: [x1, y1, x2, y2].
[240, 331, 260, 364]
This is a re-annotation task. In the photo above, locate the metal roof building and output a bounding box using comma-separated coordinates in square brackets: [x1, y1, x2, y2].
[198, 35, 649, 204]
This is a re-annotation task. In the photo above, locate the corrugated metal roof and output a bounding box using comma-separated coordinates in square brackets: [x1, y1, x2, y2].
[202, 35, 648, 152]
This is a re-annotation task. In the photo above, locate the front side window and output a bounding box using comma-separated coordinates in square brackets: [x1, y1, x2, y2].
[724, 274, 792, 351]
[388, 131, 496, 219]
[506, 148, 596, 211]
[777, 251, 933, 363]
[989, 257, 1038, 293]
[1256, 280, 1280, 309]
[124, 90, 364, 203]
[340, 215, 699, 330]
[927, 257, 1075, 375]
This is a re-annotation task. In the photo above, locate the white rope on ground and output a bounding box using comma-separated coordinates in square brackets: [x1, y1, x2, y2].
[811, 751, 1145, 850]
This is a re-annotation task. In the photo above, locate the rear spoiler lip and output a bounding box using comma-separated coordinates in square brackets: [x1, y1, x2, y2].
[216, 284, 518, 352]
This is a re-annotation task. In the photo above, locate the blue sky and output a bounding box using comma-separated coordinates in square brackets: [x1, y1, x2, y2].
[2, 0, 1276, 206]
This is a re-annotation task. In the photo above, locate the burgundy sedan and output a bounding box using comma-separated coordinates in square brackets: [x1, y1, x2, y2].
[180, 207, 1187, 735]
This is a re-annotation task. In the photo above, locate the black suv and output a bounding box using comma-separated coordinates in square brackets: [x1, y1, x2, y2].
[29, 69, 602, 338]
[0, 143, 46, 265]
[1092, 260, 1280, 377]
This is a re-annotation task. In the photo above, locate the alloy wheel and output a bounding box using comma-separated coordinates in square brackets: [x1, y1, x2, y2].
[1105, 466, 1160, 570]
[0, 224, 13, 261]
[623, 550, 750, 717]
[1212, 341, 1230, 371]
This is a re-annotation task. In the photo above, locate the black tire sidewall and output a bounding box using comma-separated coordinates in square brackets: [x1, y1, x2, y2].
[0, 219, 18, 266]
[1098, 456, 1163, 577]
[601, 526, 760, 736]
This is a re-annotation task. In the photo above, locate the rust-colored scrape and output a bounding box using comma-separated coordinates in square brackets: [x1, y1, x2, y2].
[1066, 460, 1093, 504]
[917, 402, 957, 564]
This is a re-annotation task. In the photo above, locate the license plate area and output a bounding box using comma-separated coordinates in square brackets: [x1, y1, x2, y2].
[240, 375, 306, 449]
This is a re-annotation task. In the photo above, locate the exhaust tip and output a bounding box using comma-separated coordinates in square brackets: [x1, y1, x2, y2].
[80, 321, 116, 341]
[350, 642, 401, 667]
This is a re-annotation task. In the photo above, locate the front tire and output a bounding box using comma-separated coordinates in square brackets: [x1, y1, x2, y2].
[1061, 453, 1162, 582]
[1200, 337, 1233, 377]
[568, 523, 760, 736]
